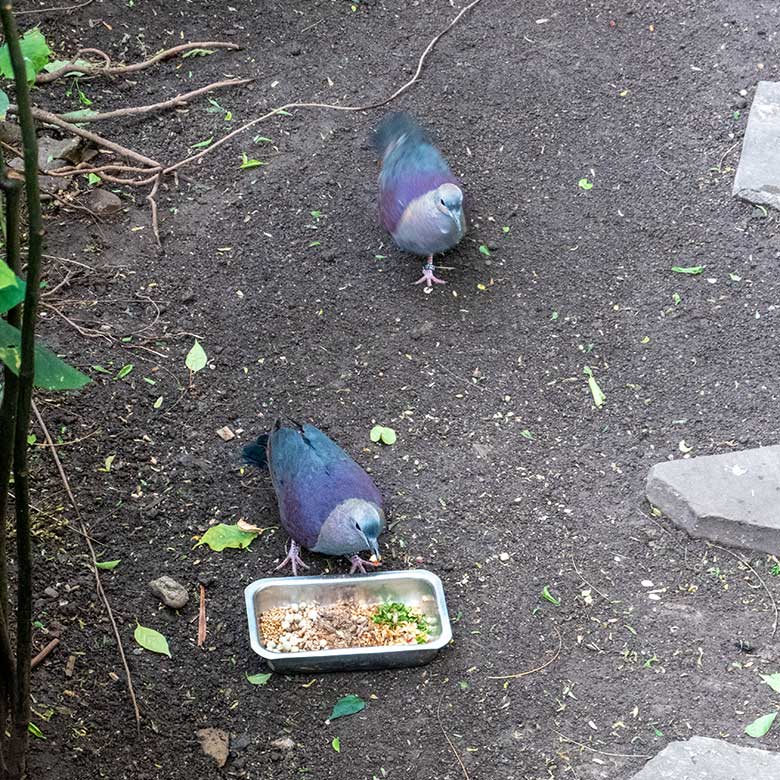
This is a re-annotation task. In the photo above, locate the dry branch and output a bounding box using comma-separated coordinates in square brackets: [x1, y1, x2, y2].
[162, 0, 486, 177]
[31, 402, 142, 729]
[58, 77, 253, 123]
[30, 638, 59, 670]
[36, 41, 240, 83]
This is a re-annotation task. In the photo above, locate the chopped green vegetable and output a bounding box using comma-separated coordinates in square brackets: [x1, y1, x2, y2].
[372, 602, 429, 643]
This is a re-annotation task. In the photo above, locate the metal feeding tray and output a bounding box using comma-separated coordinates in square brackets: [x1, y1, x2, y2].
[244, 569, 452, 672]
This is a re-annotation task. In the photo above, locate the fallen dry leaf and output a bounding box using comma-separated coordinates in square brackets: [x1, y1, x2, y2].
[216, 426, 235, 442]
[197, 728, 229, 767]
[236, 519, 266, 533]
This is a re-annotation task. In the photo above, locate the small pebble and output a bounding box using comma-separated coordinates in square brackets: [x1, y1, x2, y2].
[499, 552, 510, 562]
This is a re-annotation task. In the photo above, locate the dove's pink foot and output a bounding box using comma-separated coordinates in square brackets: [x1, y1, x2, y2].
[349, 554, 382, 575]
[275, 540, 310, 576]
[414, 257, 446, 287]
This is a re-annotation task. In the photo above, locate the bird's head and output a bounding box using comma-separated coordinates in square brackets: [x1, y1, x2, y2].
[350, 506, 383, 562]
[435, 183, 464, 233]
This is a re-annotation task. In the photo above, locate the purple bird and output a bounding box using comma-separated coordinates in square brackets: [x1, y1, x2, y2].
[243, 419, 385, 575]
[373, 112, 466, 287]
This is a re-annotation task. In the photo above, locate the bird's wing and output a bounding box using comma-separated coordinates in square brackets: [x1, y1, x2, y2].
[378, 141, 458, 233]
[268, 425, 381, 548]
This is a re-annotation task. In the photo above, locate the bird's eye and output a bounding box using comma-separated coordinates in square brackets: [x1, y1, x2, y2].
[440, 198, 446, 205]
[355, 522, 361, 530]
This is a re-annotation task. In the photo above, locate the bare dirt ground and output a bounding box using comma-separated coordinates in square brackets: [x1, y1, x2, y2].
[12, 0, 780, 778]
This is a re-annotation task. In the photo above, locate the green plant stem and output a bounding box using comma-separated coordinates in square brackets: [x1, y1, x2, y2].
[1, 2, 45, 775]
[0, 160, 22, 770]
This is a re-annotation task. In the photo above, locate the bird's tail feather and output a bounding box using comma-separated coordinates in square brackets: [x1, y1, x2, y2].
[371, 112, 429, 157]
[243, 434, 269, 470]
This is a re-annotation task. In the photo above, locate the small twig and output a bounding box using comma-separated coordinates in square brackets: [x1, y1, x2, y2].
[42, 303, 113, 342]
[58, 77, 253, 123]
[718, 142, 739, 173]
[709, 543, 778, 637]
[32, 401, 142, 729]
[16, 0, 92, 14]
[553, 731, 651, 760]
[197, 585, 206, 647]
[36, 41, 240, 83]
[30, 638, 59, 670]
[437, 691, 470, 780]
[571, 554, 613, 603]
[487, 623, 562, 680]
[147, 172, 162, 249]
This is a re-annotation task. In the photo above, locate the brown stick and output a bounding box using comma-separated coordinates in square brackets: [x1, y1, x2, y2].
[17, 0, 92, 15]
[30, 638, 59, 670]
[31, 401, 142, 730]
[146, 173, 162, 249]
[7, 105, 161, 169]
[486, 623, 562, 681]
[36, 41, 240, 83]
[58, 78, 253, 123]
[162, 0, 486, 177]
[197, 585, 206, 647]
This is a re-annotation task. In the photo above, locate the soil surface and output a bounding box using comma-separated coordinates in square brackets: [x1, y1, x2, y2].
[10, 0, 780, 778]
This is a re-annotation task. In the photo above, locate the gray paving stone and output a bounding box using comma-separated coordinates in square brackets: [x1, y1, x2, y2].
[646, 445, 780, 554]
[630, 736, 780, 779]
[733, 81, 780, 210]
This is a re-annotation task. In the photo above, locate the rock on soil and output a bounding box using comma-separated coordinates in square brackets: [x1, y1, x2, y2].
[148, 576, 189, 609]
[84, 188, 123, 216]
[629, 736, 780, 779]
[196, 728, 229, 768]
[733, 81, 780, 210]
[646, 445, 780, 554]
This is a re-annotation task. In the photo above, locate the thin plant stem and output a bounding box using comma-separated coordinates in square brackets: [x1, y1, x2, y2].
[1, 1, 45, 774]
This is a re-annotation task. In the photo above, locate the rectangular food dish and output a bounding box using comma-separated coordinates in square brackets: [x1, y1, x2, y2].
[244, 569, 452, 672]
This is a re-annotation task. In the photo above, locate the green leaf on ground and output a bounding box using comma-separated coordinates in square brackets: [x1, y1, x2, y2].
[328, 694, 366, 721]
[541, 585, 560, 606]
[520, 429, 533, 440]
[240, 152, 265, 169]
[479, 244, 491, 256]
[578, 177, 593, 190]
[191, 136, 214, 149]
[116, 363, 134, 379]
[331, 737, 341, 753]
[671, 265, 704, 275]
[95, 559, 120, 571]
[196, 523, 258, 552]
[27, 722, 46, 739]
[672, 292, 681, 305]
[745, 711, 777, 738]
[134, 623, 171, 657]
[185, 340, 207, 373]
[583, 366, 605, 408]
[246, 672, 272, 686]
[761, 673, 780, 694]
[369, 425, 396, 445]
[0, 320, 90, 390]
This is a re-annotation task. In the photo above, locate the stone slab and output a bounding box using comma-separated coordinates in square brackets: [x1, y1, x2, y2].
[733, 81, 780, 210]
[630, 736, 780, 779]
[646, 445, 780, 554]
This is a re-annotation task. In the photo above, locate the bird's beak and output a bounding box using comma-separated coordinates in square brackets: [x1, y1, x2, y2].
[368, 538, 382, 564]
[450, 209, 463, 233]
